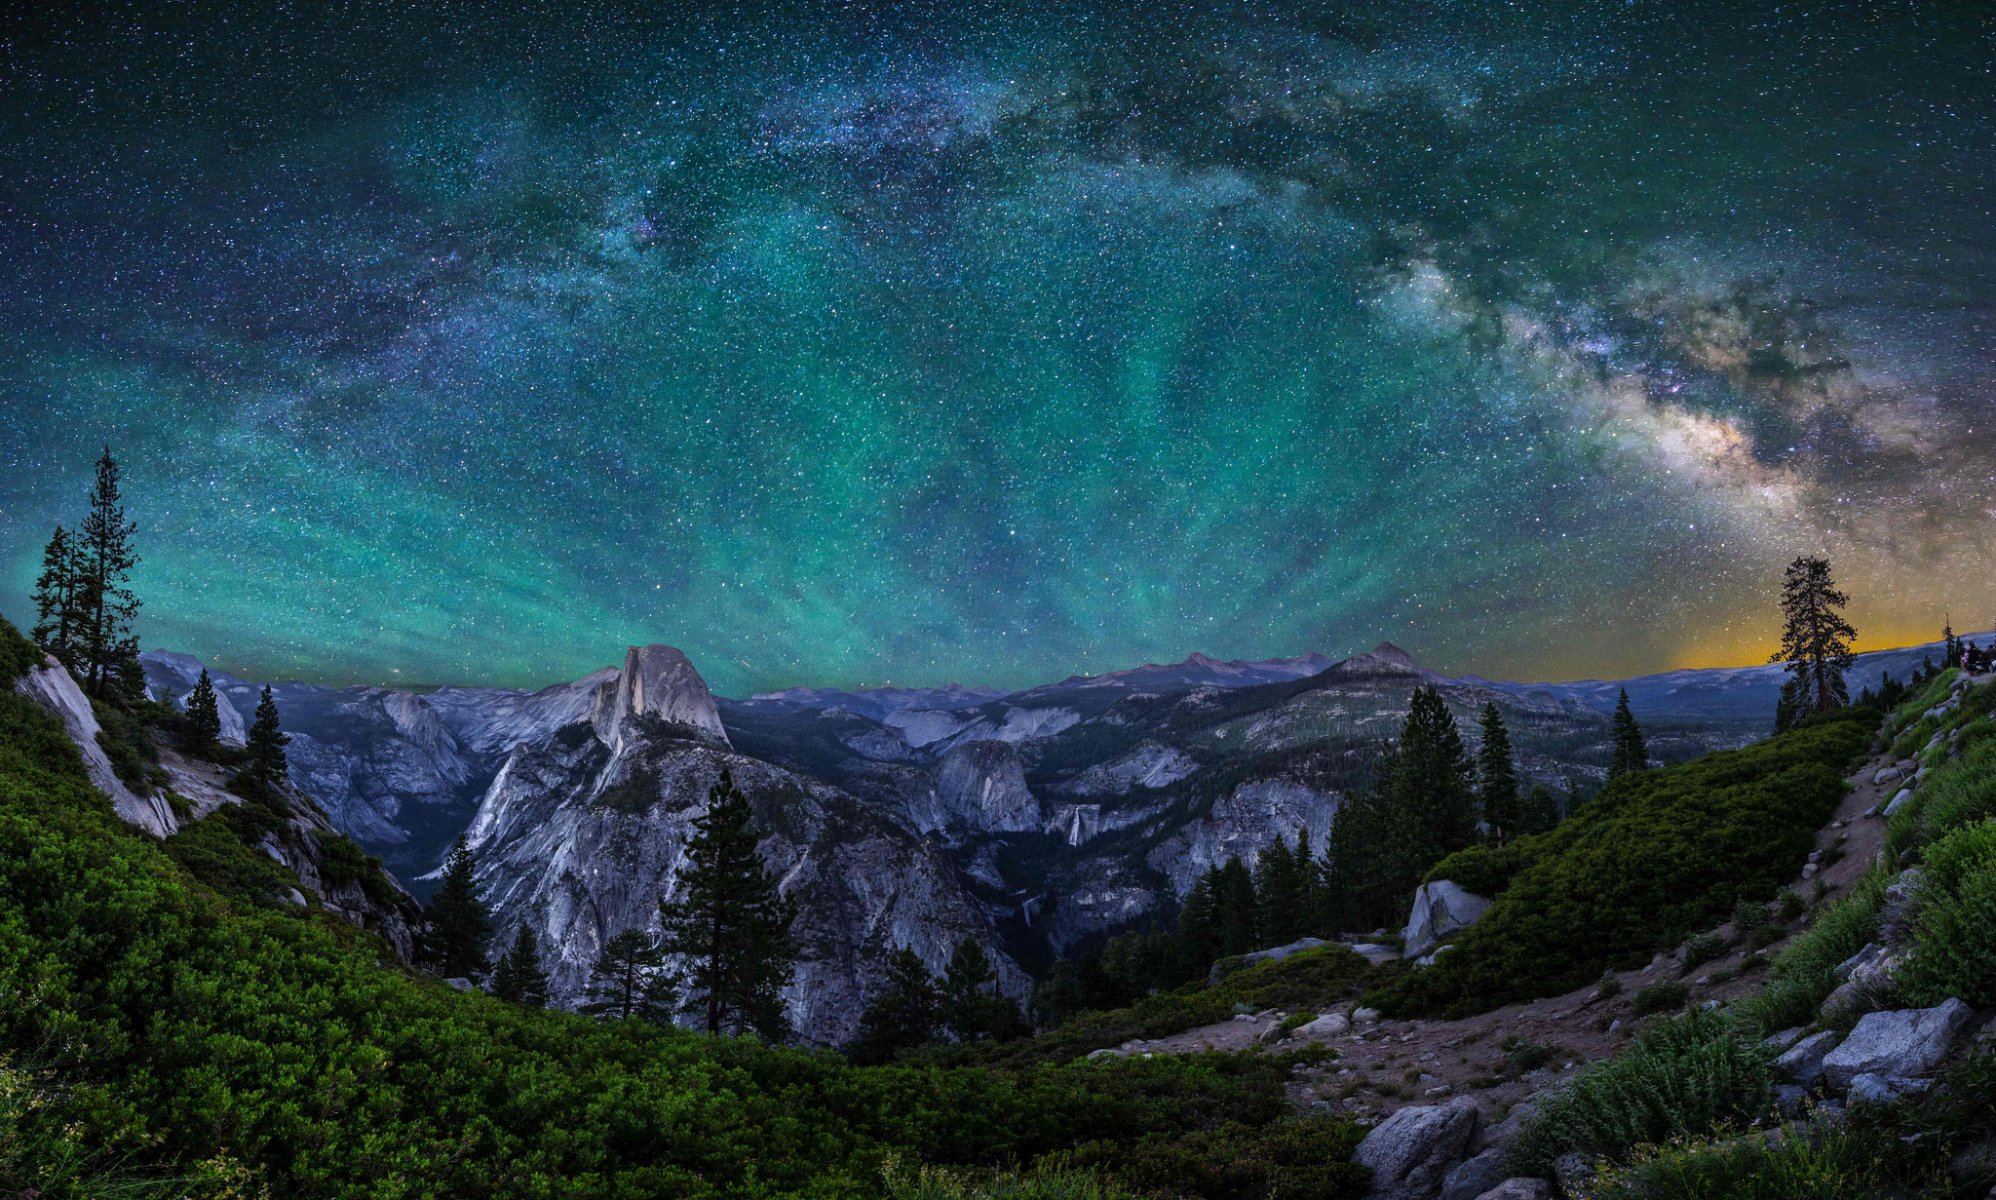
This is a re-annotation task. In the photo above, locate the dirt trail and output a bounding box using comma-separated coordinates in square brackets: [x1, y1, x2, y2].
[1112, 745, 1900, 1127]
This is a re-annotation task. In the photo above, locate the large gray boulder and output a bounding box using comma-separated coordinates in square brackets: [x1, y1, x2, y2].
[1209, 936, 1332, 983]
[1403, 881, 1492, 959]
[1438, 1146, 1512, 1200]
[1774, 1030, 1841, 1088]
[1354, 1098, 1480, 1200]
[1472, 1183, 1551, 1200]
[1822, 998, 1976, 1090]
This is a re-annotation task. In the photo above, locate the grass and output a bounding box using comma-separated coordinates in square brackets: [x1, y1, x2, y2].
[1511, 1008, 1776, 1174]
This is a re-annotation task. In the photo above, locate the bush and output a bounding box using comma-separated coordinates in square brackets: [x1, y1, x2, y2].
[1775, 889, 1806, 921]
[1050, 1115, 1369, 1200]
[1584, 1117, 1952, 1200]
[1898, 820, 1996, 1008]
[1511, 1009, 1775, 1173]
[1633, 981, 1688, 1016]
[1369, 713, 1874, 1019]
[885, 1162, 1140, 1200]
[1683, 933, 1729, 973]
[1730, 874, 1884, 1038]
[1730, 899, 1780, 950]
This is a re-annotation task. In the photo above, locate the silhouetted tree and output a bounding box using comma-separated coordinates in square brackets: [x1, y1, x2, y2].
[425, 836, 492, 981]
[1772, 556, 1856, 715]
[1477, 703, 1521, 845]
[30, 526, 80, 666]
[1253, 836, 1309, 945]
[1519, 784, 1560, 839]
[1608, 689, 1649, 779]
[1944, 616, 1961, 671]
[1215, 858, 1259, 955]
[184, 669, 222, 755]
[852, 946, 938, 1063]
[492, 923, 551, 1007]
[656, 769, 796, 1039]
[939, 937, 1020, 1042]
[73, 450, 142, 698]
[581, 929, 670, 1021]
[245, 685, 289, 787]
[1173, 870, 1222, 977]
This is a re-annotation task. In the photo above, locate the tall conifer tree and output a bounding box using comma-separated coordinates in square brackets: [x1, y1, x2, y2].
[1772, 556, 1856, 715]
[245, 685, 290, 787]
[30, 526, 80, 665]
[492, 924, 552, 1007]
[425, 836, 492, 981]
[1608, 689, 1649, 779]
[185, 669, 222, 755]
[73, 449, 142, 697]
[1476, 703, 1520, 846]
[656, 769, 797, 1039]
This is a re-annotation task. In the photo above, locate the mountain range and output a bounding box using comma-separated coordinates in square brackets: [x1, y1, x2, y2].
[139, 633, 1979, 1044]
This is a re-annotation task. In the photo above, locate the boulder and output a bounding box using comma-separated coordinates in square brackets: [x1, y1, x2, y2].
[1872, 765, 1904, 786]
[1883, 789, 1914, 817]
[1352, 942, 1404, 967]
[1403, 881, 1492, 959]
[1774, 1030, 1841, 1088]
[1209, 937, 1331, 984]
[1550, 1153, 1595, 1194]
[1353, 1098, 1480, 1200]
[1822, 998, 1976, 1090]
[1472, 1183, 1552, 1200]
[1353, 1006, 1383, 1025]
[1833, 943, 1885, 982]
[1298, 1012, 1351, 1038]
[1775, 1084, 1810, 1120]
[1438, 1146, 1512, 1200]
[1845, 1073, 1928, 1106]
[1763, 1026, 1808, 1052]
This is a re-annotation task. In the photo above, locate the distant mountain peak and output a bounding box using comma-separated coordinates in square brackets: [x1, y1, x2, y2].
[1371, 642, 1416, 667]
[592, 644, 729, 747]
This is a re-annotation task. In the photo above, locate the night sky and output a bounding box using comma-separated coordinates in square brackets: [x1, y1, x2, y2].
[2, 2, 1991, 694]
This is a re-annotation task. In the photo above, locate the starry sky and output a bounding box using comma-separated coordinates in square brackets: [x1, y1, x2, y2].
[2, 1, 1992, 694]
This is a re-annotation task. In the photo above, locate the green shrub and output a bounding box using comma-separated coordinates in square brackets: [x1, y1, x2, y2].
[885, 1162, 1140, 1200]
[1898, 820, 1996, 1008]
[1730, 874, 1884, 1038]
[1888, 739, 1996, 857]
[0, 622, 40, 684]
[1512, 1009, 1775, 1173]
[1633, 980, 1688, 1016]
[1595, 970, 1623, 1000]
[1369, 712, 1873, 1019]
[1730, 899, 1780, 950]
[1775, 889, 1806, 921]
[1683, 933, 1729, 972]
[1585, 1117, 1952, 1200]
[1049, 1115, 1369, 1200]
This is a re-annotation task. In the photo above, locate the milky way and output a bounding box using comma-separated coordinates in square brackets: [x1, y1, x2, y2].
[2, 1, 1991, 692]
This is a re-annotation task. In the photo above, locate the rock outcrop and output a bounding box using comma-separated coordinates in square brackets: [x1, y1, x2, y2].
[1353, 1098, 1481, 1200]
[593, 644, 730, 750]
[1403, 881, 1491, 960]
[929, 740, 1039, 833]
[16, 654, 178, 837]
[1821, 998, 1976, 1090]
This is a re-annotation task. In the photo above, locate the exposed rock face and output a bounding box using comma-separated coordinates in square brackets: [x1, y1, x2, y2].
[1403, 881, 1492, 960]
[16, 655, 178, 837]
[1469, 1182, 1550, 1200]
[1353, 1098, 1480, 1200]
[930, 740, 1039, 834]
[593, 645, 729, 750]
[1822, 999, 1975, 1090]
[461, 659, 1023, 1046]
[1148, 778, 1342, 896]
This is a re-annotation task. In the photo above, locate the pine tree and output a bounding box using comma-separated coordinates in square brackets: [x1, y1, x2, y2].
[425, 836, 492, 981]
[492, 924, 551, 1007]
[185, 669, 222, 755]
[656, 769, 797, 1039]
[1773, 675, 1805, 733]
[30, 526, 81, 665]
[1215, 858, 1259, 955]
[244, 685, 290, 787]
[581, 929, 670, 1021]
[1398, 686, 1478, 854]
[1771, 556, 1856, 715]
[1292, 827, 1321, 937]
[1608, 689, 1649, 779]
[72, 449, 142, 698]
[1476, 703, 1520, 846]
[1519, 784, 1560, 838]
[851, 946, 939, 1063]
[1172, 870, 1222, 979]
[1253, 836, 1308, 945]
[940, 937, 1018, 1042]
